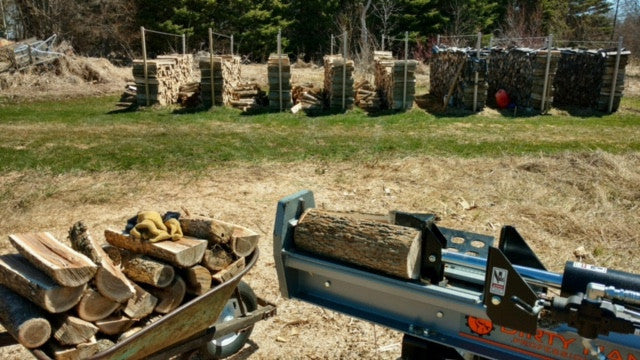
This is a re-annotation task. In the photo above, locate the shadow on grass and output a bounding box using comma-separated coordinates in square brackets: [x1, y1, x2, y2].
[551, 104, 609, 118]
[107, 103, 139, 115]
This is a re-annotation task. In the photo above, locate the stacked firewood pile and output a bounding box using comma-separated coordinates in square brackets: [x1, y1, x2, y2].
[0, 212, 258, 359]
[116, 84, 137, 108]
[554, 49, 629, 112]
[199, 55, 242, 107]
[230, 82, 267, 112]
[430, 47, 488, 111]
[374, 56, 418, 110]
[323, 55, 355, 111]
[291, 83, 324, 113]
[268, 54, 292, 110]
[354, 80, 381, 111]
[488, 48, 559, 111]
[133, 54, 194, 106]
[177, 82, 200, 107]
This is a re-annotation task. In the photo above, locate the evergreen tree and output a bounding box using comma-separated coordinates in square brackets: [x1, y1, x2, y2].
[566, 0, 613, 40]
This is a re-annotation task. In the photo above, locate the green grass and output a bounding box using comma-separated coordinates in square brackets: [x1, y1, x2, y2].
[1, 95, 640, 173]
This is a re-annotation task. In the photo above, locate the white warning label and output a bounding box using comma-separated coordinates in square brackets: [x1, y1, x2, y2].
[490, 267, 508, 296]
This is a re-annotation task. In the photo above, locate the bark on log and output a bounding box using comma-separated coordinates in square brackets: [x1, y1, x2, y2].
[294, 209, 422, 279]
[68, 222, 135, 303]
[117, 326, 142, 342]
[94, 315, 135, 336]
[104, 230, 207, 268]
[201, 247, 233, 272]
[122, 255, 175, 288]
[0, 285, 51, 349]
[212, 257, 246, 285]
[179, 217, 233, 245]
[146, 275, 186, 314]
[182, 265, 211, 295]
[123, 283, 157, 320]
[76, 288, 119, 322]
[230, 225, 260, 257]
[52, 316, 98, 346]
[0, 254, 86, 313]
[9, 233, 98, 287]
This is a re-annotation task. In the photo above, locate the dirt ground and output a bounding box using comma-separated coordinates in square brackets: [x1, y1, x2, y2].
[0, 152, 639, 359]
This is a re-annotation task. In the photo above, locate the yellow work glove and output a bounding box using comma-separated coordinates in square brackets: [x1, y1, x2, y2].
[130, 211, 183, 243]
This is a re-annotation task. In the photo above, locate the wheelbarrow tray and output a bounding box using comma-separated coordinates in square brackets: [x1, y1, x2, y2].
[28, 248, 263, 360]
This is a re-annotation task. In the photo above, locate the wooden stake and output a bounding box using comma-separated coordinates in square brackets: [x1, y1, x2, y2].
[0, 285, 51, 349]
[141, 26, 149, 106]
[9, 233, 97, 287]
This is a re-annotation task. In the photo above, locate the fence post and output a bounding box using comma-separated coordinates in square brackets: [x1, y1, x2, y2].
[209, 28, 215, 108]
[342, 31, 347, 110]
[403, 31, 409, 109]
[437, 34, 440, 46]
[473, 32, 481, 112]
[230, 34, 234, 55]
[381, 34, 385, 51]
[1, 0, 7, 32]
[278, 29, 283, 112]
[181, 34, 186, 55]
[541, 34, 553, 113]
[608, 36, 623, 113]
[331, 34, 334, 55]
[141, 27, 150, 106]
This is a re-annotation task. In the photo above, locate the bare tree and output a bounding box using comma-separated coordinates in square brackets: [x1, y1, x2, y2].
[359, 0, 373, 64]
[373, 0, 398, 49]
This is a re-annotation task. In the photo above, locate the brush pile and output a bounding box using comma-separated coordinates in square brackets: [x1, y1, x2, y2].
[133, 54, 194, 106]
[199, 55, 241, 107]
[268, 54, 292, 110]
[0, 212, 258, 359]
[323, 55, 355, 111]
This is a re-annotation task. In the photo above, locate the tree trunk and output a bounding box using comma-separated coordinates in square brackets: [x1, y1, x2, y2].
[0, 253, 86, 313]
[104, 230, 207, 268]
[9, 233, 98, 287]
[294, 209, 422, 279]
[68, 222, 135, 303]
[76, 288, 119, 322]
[0, 285, 51, 349]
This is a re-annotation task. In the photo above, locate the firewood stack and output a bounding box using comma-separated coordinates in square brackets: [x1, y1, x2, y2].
[323, 55, 355, 111]
[554, 49, 629, 112]
[291, 83, 324, 113]
[177, 82, 201, 107]
[354, 80, 381, 111]
[429, 48, 467, 103]
[374, 56, 418, 110]
[488, 48, 559, 111]
[133, 54, 194, 106]
[0, 213, 259, 360]
[268, 54, 292, 110]
[230, 82, 267, 112]
[199, 55, 242, 107]
[430, 47, 488, 111]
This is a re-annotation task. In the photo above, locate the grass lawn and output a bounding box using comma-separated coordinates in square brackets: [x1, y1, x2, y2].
[1, 95, 639, 173]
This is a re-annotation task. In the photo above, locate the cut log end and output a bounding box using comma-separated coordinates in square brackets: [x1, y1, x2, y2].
[19, 318, 51, 349]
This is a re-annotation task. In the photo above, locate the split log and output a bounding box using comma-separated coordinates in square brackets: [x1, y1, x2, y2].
[68, 222, 135, 302]
[50, 339, 114, 360]
[182, 265, 211, 295]
[122, 255, 175, 288]
[104, 230, 207, 268]
[0, 285, 51, 349]
[179, 217, 232, 245]
[124, 283, 157, 320]
[294, 209, 422, 279]
[95, 315, 135, 336]
[0, 254, 86, 313]
[53, 316, 98, 346]
[118, 326, 143, 342]
[76, 288, 119, 322]
[212, 257, 246, 285]
[146, 275, 186, 314]
[230, 225, 260, 257]
[9, 233, 98, 287]
[201, 247, 233, 272]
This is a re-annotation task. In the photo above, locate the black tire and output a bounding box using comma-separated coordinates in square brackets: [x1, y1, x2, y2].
[199, 281, 257, 359]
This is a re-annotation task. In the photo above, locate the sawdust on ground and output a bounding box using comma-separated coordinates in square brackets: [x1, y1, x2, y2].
[0, 152, 639, 359]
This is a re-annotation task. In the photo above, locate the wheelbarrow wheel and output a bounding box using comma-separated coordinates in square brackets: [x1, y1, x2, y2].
[200, 281, 257, 359]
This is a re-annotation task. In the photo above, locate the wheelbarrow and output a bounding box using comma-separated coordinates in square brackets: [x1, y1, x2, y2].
[0, 248, 275, 360]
